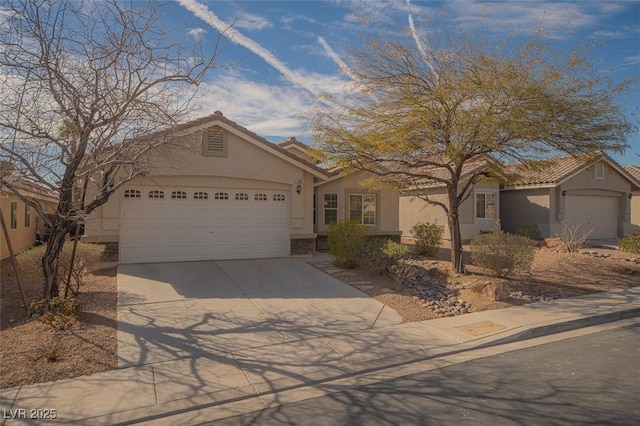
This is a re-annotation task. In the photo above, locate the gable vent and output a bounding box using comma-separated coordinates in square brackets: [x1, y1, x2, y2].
[203, 126, 227, 156]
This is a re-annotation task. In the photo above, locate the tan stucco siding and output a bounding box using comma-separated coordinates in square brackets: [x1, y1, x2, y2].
[85, 128, 317, 242]
[315, 173, 400, 235]
[400, 181, 499, 241]
[500, 188, 552, 236]
[631, 194, 640, 234]
[1, 193, 55, 259]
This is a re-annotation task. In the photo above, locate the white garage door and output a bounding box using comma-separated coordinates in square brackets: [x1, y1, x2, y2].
[564, 195, 619, 239]
[119, 187, 290, 263]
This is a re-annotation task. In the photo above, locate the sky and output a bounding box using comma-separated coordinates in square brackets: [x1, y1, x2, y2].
[162, 0, 639, 166]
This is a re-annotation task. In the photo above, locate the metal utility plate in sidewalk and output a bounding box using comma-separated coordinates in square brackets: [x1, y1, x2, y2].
[456, 321, 507, 336]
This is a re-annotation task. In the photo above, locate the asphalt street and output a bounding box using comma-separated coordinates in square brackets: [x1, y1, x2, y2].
[209, 321, 640, 426]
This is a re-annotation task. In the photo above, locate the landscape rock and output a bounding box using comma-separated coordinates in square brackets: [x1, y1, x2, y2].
[539, 237, 568, 253]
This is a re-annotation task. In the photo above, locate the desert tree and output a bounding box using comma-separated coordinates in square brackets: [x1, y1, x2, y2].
[311, 24, 634, 273]
[0, 0, 225, 300]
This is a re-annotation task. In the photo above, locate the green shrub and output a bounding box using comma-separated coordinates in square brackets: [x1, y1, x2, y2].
[361, 239, 409, 275]
[31, 297, 81, 330]
[18, 242, 106, 296]
[411, 222, 444, 256]
[619, 235, 640, 254]
[327, 221, 370, 269]
[470, 230, 536, 277]
[514, 224, 543, 241]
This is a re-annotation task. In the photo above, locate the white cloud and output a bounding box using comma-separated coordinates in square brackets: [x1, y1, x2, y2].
[235, 11, 272, 31]
[187, 27, 205, 42]
[178, 0, 348, 103]
[317, 37, 358, 80]
[624, 54, 640, 65]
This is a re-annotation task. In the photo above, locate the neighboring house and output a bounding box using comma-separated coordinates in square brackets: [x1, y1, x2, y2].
[399, 160, 502, 242]
[0, 176, 58, 260]
[84, 112, 402, 264]
[501, 153, 640, 239]
[625, 165, 640, 234]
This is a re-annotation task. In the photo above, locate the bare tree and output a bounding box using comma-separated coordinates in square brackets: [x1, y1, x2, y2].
[311, 26, 634, 273]
[0, 0, 224, 301]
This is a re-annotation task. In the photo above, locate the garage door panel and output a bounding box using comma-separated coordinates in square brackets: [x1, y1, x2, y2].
[564, 195, 618, 239]
[120, 186, 290, 263]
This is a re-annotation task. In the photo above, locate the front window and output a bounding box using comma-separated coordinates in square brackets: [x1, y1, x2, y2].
[24, 205, 31, 227]
[349, 194, 376, 225]
[10, 202, 17, 229]
[324, 194, 338, 225]
[476, 193, 496, 219]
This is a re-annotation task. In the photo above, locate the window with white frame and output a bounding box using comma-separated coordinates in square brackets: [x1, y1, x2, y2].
[476, 192, 496, 219]
[171, 191, 187, 199]
[148, 190, 164, 199]
[273, 194, 286, 202]
[324, 193, 338, 225]
[124, 189, 141, 198]
[349, 194, 376, 225]
[10, 202, 17, 229]
[24, 205, 30, 227]
[235, 192, 248, 201]
[214, 192, 229, 200]
[194, 191, 209, 200]
[254, 193, 267, 201]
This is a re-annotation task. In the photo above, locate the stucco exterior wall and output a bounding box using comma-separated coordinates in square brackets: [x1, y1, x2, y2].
[399, 180, 499, 241]
[500, 188, 552, 236]
[314, 172, 400, 236]
[632, 193, 640, 234]
[85, 125, 318, 243]
[1, 192, 54, 259]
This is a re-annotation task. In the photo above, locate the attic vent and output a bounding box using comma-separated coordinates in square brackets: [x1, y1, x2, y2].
[202, 126, 227, 157]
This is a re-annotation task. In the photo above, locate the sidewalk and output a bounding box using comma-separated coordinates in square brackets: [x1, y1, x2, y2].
[2, 286, 639, 425]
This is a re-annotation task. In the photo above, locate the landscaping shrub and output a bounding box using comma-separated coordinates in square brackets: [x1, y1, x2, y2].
[327, 221, 370, 269]
[31, 297, 81, 330]
[470, 230, 536, 277]
[514, 224, 543, 241]
[411, 222, 444, 256]
[619, 235, 640, 254]
[361, 239, 409, 275]
[559, 224, 593, 253]
[18, 242, 106, 296]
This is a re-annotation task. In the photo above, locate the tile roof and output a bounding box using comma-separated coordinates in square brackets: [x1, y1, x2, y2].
[626, 165, 640, 182]
[504, 153, 601, 187]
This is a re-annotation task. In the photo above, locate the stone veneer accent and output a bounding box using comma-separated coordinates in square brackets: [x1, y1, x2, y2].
[290, 238, 316, 255]
[315, 234, 401, 252]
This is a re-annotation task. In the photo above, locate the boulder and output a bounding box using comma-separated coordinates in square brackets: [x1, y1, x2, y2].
[539, 237, 568, 253]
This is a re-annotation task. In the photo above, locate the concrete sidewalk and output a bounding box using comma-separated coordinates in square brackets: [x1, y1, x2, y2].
[2, 286, 639, 425]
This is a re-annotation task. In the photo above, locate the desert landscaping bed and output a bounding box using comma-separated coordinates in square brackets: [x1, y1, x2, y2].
[1, 245, 639, 389]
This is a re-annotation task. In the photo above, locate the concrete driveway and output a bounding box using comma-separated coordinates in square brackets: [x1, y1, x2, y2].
[117, 258, 402, 368]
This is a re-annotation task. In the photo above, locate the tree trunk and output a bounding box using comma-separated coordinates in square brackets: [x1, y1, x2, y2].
[447, 187, 466, 274]
[42, 222, 67, 300]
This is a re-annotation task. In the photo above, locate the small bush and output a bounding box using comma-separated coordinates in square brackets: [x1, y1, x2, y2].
[38, 342, 63, 363]
[559, 224, 593, 253]
[411, 222, 444, 256]
[18, 242, 105, 296]
[515, 224, 543, 241]
[471, 230, 536, 277]
[619, 235, 640, 254]
[361, 239, 409, 275]
[31, 297, 81, 330]
[327, 221, 370, 269]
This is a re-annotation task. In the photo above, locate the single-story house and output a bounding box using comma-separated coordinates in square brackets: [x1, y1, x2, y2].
[399, 159, 502, 242]
[500, 153, 640, 239]
[625, 165, 640, 234]
[84, 112, 401, 264]
[1, 173, 58, 260]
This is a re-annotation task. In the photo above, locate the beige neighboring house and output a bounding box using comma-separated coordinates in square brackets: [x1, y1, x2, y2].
[625, 165, 640, 234]
[0, 177, 58, 260]
[84, 112, 401, 264]
[501, 153, 640, 239]
[399, 160, 502, 242]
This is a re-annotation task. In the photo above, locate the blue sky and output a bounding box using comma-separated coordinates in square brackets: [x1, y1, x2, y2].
[166, 0, 639, 166]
